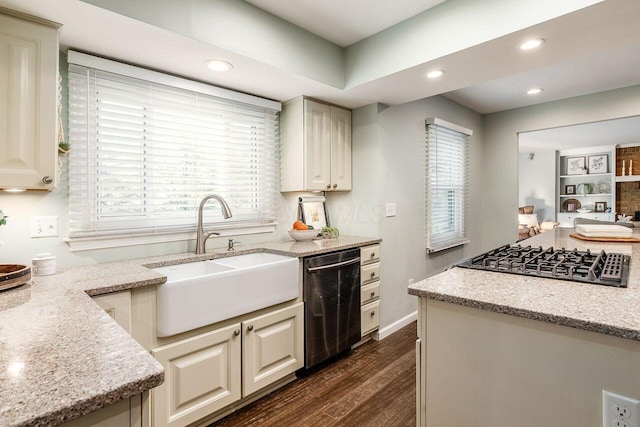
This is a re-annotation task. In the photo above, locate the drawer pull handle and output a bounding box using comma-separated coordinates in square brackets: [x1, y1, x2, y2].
[371, 252, 375, 258]
[370, 291, 376, 298]
[234, 329, 240, 336]
[371, 272, 376, 278]
[247, 325, 254, 332]
[370, 311, 375, 317]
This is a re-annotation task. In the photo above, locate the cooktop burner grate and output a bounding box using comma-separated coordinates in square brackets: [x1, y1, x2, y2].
[456, 244, 630, 287]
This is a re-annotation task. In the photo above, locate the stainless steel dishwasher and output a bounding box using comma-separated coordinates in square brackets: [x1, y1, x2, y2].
[303, 248, 361, 368]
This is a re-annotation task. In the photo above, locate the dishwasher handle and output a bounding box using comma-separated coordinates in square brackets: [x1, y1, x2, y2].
[307, 257, 361, 272]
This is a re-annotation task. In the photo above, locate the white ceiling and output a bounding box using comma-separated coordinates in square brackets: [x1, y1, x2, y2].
[1, 0, 640, 121]
[519, 116, 640, 152]
[244, 0, 446, 47]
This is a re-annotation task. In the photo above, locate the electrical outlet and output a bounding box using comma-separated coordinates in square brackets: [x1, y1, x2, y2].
[30, 216, 58, 238]
[604, 391, 640, 427]
[385, 203, 397, 217]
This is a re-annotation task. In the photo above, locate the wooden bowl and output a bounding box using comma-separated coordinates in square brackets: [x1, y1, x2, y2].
[0, 264, 31, 291]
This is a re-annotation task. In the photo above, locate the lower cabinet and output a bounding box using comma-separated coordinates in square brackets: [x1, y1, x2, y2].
[61, 393, 144, 427]
[242, 303, 304, 396]
[361, 300, 380, 336]
[151, 302, 304, 427]
[151, 324, 241, 427]
[360, 244, 381, 337]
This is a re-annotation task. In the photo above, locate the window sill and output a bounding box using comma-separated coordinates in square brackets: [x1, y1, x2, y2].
[64, 224, 276, 252]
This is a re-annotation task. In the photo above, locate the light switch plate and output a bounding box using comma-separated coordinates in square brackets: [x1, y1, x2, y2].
[31, 216, 58, 238]
[385, 203, 397, 217]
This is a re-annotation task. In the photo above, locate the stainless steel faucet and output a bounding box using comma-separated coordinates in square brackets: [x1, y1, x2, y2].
[195, 194, 232, 254]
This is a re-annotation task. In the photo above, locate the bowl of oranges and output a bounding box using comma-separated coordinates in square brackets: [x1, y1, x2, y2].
[288, 221, 320, 241]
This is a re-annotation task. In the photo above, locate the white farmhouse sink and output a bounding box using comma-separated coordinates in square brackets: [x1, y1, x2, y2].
[153, 253, 299, 337]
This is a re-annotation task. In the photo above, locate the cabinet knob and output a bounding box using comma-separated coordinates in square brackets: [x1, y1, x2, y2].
[234, 329, 240, 336]
[370, 291, 376, 298]
[42, 176, 53, 185]
[332, 184, 337, 189]
[371, 252, 375, 258]
[247, 325, 254, 332]
[371, 272, 376, 278]
[370, 311, 375, 317]
[326, 184, 331, 189]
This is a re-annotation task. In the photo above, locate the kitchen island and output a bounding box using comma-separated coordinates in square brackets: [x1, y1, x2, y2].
[0, 236, 380, 427]
[409, 228, 640, 427]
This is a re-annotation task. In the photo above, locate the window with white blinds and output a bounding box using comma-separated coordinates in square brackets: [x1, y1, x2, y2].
[67, 55, 280, 250]
[425, 118, 472, 253]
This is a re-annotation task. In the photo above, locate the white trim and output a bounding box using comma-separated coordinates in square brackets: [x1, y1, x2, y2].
[377, 311, 418, 340]
[427, 238, 470, 254]
[64, 225, 276, 252]
[425, 118, 473, 136]
[67, 50, 281, 111]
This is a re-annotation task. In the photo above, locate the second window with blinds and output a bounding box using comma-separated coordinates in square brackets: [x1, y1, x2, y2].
[425, 118, 473, 253]
[66, 52, 280, 250]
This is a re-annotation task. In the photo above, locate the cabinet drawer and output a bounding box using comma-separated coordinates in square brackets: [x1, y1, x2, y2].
[361, 281, 380, 305]
[361, 263, 380, 285]
[361, 300, 380, 336]
[361, 245, 380, 265]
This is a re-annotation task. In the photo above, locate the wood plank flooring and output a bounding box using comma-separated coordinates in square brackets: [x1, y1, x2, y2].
[210, 322, 417, 427]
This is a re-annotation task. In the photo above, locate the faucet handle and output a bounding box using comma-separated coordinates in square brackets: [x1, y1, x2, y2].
[228, 238, 239, 251]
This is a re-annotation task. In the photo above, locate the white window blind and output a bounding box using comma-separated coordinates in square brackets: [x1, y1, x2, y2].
[425, 118, 472, 253]
[67, 59, 280, 249]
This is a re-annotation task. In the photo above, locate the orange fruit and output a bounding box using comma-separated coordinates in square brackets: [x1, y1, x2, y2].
[293, 221, 308, 230]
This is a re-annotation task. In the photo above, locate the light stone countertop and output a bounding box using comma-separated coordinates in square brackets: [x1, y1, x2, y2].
[408, 228, 640, 341]
[0, 235, 380, 427]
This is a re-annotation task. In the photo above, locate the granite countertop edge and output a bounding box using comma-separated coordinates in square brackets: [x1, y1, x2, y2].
[28, 372, 165, 427]
[0, 235, 380, 426]
[408, 229, 640, 342]
[408, 288, 640, 341]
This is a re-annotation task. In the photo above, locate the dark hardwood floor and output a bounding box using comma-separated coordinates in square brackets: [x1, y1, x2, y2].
[210, 322, 417, 427]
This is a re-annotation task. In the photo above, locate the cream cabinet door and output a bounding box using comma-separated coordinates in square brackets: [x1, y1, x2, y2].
[242, 302, 304, 396]
[303, 99, 332, 191]
[330, 106, 352, 191]
[0, 13, 58, 190]
[151, 324, 241, 427]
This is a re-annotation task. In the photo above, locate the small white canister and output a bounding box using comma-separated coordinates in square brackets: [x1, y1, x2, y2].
[32, 253, 56, 276]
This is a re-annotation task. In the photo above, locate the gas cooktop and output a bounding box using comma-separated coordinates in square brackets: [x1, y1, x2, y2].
[456, 244, 630, 288]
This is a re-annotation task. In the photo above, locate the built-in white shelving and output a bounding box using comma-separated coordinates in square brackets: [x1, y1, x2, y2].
[556, 146, 616, 227]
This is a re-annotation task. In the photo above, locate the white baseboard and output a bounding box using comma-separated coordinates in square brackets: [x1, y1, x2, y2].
[377, 310, 417, 340]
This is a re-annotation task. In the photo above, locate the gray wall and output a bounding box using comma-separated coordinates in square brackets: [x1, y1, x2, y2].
[518, 149, 556, 222]
[331, 96, 484, 330]
[483, 84, 640, 250]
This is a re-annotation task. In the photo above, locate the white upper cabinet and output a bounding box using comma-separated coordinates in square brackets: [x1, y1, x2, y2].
[0, 10, 59, 190]
[281, 97, 352, 192]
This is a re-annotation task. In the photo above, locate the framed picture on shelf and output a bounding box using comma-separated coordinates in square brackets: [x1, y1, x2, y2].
[566, 156, 586, 175]
[595, 201, 607, 212]
[588, 154, 608, 174]
[565, 184, 576, 195]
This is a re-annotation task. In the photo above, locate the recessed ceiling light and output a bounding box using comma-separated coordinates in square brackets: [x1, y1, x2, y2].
[206, 59, 233, 72]
[527, 88, 544, 95]
[520, 38, 544, 51]
[426, 70, 445, 79]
